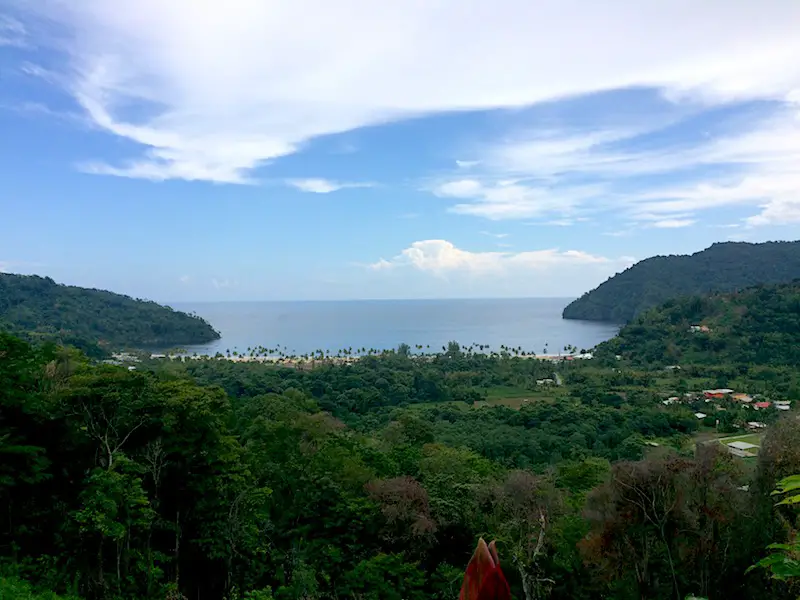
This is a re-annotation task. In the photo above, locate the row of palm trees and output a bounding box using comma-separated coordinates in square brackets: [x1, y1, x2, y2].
[186, 340, 586, 362]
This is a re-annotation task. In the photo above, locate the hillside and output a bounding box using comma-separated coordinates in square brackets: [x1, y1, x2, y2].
[562, 241, 800, 323]
[0, 273, 219, 356]
[596, 282, 800, 366]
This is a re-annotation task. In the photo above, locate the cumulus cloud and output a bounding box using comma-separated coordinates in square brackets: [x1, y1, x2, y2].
[13, 0, 800, 183]
[369, 239, 633, 276]
[286, 178, 372, 194]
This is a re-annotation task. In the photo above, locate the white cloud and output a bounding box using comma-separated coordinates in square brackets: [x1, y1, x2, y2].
[0, 15, 26, 47]
[179, 274, 190, 283]
[651, 218, 696, 229]
[211, 278, 236, 289]
[480, 231, 509, 239]
[434, 102, 800, 225]
[431, 177, 599, 220]
[285, 178, 372, 194]
[369, 239, 633, 276]
[15, 0, 800, 183]
[710, 223, 741, 229]
[456, 160, 480, 169]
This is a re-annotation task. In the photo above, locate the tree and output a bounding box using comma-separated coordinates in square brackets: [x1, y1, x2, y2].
[488, 471, 561, 600]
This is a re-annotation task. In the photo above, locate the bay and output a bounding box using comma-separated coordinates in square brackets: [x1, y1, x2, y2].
[172, 298, 620, 357]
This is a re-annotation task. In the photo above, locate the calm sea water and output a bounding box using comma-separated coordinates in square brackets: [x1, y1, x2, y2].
[172, 298, 619, 357]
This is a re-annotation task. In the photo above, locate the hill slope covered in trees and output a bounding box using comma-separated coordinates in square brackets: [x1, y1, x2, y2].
[3, 330, 798, 600]
[595, 282, 800, 366]
[562, 241, 800, 323]
[0, 273, 219, 356]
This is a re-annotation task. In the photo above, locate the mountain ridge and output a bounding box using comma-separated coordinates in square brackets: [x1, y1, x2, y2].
[562, 240, 800, 323]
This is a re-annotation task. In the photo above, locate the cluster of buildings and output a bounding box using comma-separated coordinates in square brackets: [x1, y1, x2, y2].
[699, 388, 791, 411]
[662, 387, 792, 434]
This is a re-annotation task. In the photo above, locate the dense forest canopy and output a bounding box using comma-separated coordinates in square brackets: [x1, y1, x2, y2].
[562, 241, 800, 323]
[0, 273, 219, 357]
[596, 282, 800, 367]
[2, 327, 799, 600]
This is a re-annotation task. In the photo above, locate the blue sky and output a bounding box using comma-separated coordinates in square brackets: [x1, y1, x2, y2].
[2, 1, 800, 302]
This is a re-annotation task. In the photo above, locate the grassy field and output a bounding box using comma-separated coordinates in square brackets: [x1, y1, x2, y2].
[479, 396, 556, 409]
[717, 432, 764, 448]
[484, 385, 536, 399]
[479, 385, 561, 409]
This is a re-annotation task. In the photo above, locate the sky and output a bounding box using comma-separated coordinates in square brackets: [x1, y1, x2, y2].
[1, 0, 800, 302]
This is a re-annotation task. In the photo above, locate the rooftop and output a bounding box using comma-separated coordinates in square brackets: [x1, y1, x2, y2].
[728, 441, 758, 451]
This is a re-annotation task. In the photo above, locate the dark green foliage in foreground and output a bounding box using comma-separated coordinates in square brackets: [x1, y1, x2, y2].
[3, 331, 799, 600]
[562, 241, 800, 323]
[0, 273, 219, 356]
[596, 282, 800, 366]
[0, 576, 79, 599]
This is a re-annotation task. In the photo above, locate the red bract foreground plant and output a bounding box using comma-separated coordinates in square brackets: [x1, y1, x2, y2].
[460, 538, 512, 600]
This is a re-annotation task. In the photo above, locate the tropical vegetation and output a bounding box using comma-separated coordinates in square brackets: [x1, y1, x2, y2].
[596, 282, 800, 366]
[3, 276, 800, 599]
[2, 327, 799, 599]
[0, 273, 219, 357]
[562, 240, 800, 323]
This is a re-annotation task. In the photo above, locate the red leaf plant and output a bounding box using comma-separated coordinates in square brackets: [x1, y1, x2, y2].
[460, 538, 512, 600]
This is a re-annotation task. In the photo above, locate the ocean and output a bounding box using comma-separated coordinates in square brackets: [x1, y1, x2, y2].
[172, 298, 620, 357]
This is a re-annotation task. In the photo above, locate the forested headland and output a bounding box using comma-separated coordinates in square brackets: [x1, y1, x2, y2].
[562, 241, 800, 323]
[596, 282, 800, 367]
[0, 273, 219, 357]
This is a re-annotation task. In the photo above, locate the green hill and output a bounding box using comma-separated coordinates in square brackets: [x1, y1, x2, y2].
[0, 273, 219, 356]
[562, 241, 800, 323]
[595, 282, 800, 366]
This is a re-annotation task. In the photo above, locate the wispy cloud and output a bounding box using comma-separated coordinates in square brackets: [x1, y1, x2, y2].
[179, 275, 190, 283]
[12, 0, 800, 184]
[480, 231, 509, 239]
[456, 160, 480, 169]
[0, 15, 27, 48]
[433, 100, 800, 226]
[285, 178, 372, 194]
[431, 177, 600, 220]
[651, 218, 696, 229]
[211, 278, 236, 289]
